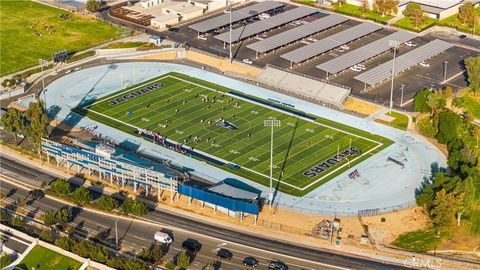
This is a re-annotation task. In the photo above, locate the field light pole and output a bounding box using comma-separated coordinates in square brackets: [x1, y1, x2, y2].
[388, 40, 400, 113]
[229, 7, 232, 62]
[443, 61, 448, 83]
[400, 84, 405, 107]
[264, 119, 281, 208]
[39, 58, 48, 110]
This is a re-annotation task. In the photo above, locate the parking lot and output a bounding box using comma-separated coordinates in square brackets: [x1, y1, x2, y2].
[165, 1, 479, 111]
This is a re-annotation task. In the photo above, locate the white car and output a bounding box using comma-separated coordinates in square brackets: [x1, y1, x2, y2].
[420, 61, 430, 67]
[65, 70, 72, 74]
[74, 67, 82, 71]
[340, 44, 350, 50]
[334, 48, 345, 53]
[243, 59, 253, 64]
[350, 66, 362, 72]
[355, 64, 366, 70]
[405, 41, 417, 47]
[197, 35, 207, 40]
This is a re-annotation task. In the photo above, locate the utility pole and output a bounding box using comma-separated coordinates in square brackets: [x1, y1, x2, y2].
[388, 40, 400, 112]
[264, 119, 281, 208]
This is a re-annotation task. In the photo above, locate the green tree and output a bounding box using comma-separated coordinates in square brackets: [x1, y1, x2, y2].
[176, 250, 190, 270]
[426, 93, 442, 116]
[120, 198, 148, 216]
[124, 259, 147, 270]
[465, 56, 480, 95]
[456, 177, 477, 226]
[373, 0, 398, 16]
[11, 216, 25, 228]
[96, 196, 117, 211]
[403, 2, 426, 28]
[413, 88, 431, 113]
[416, 182, 435, 210]
[436, 110, 463, 145]
[0, 254, 13, 268]
[106, 258, 125, 269]
[0, 107, 25, 144]
[431, 189, 457, 229]
[72, 186, 93, 206]
[55, 237, 76, 251]
[73, 240, 93, 258]
[55, 207, 72, 226]
[25, 101, 48, 155]
[39, 229, 54, 242]
[86, 0, 103, 12]
[50, 178, 70, 196]
[43, 210, 56, 227]
[165, 259, 175, 270]
[458, 2, 475, 26]
[90, 245, 109, 263]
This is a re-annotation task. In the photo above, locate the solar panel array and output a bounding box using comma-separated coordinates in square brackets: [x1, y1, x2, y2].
[316, 31, 416, 74]
[189, 1, 285, 33]
[280, 22, 383, 64]
[246, 14, 348, 54]
[214, 6, 318, 44]
[354, 39, 453, 85]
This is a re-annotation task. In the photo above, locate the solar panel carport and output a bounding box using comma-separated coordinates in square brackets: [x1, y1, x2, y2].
[214, 6, 318, 44]
[246, 14, 348, 56]
[354, 39, 453, 86]
[280, 22, 383, 66]
[316, 31, 415, 76]
[188, 1, 285, 33]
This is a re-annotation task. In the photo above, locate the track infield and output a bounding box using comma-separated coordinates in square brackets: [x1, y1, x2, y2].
[80, 72, 393, 196]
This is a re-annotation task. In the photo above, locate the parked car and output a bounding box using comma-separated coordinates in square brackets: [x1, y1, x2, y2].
[216, 248, 233, 260]
[28, 189, 45, 200]
[168, 27, 179, 32]
[243, 58, 253, 64]
[350, 66, 362, 72]
[268, 260, 288, 270]
[182, 238, 201, 252]
[459, 34, 467, 39]
[334, 48, 345, 53]
[355, 64, 366, 70]
[340, 44, 350, 50]
[404, 41, 416, 47]
[243, 256, 259, 267]
[420, 61, 430, 67]
[197, 35, 207, 40]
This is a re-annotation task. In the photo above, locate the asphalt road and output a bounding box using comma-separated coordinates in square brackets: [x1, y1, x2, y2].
[0, 155, 411, 270]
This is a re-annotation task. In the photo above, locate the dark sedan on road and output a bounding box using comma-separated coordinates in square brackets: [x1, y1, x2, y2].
[28, 189, 44, 200]
[216, 248, 233, 260]
[243, 256, 259, 267]
[268, 259, 288, 270]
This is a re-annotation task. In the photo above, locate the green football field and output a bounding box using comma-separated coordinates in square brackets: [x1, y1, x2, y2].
[82, 73, 392, 196]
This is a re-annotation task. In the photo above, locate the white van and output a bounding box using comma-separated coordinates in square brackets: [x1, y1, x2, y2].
[154, 231, 173, 244]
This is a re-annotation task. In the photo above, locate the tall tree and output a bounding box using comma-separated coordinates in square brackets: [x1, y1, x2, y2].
[86, 0, 103, 12]
[426, 93, 441, 116]
[0, 108, 25, 144]
[458, 2, 475, 26]
[71, 187, 93, 206]
[436, 110, 463, 145]
[25, 101, 48, 154]
[43, 210, 56, 227]
[55, 207, 72, 226]
[403, 2, 426, 28]
[413, 88, 431, 113]
[374, 0, 398, 16]
[455, 177, 476, 226]
[465, 56, 480, 96]
[431, 189, 459, 230]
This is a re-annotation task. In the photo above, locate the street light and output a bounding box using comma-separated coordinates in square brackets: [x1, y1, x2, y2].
[443, 61, 448, 83]
[400, 84, 405, 107]
[229, 6, 233, 62]
[264, 118, 281, 208]
[388, 40, 400, 112]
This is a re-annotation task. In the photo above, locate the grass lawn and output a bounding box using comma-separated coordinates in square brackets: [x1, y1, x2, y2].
[332, 3, 393, 23]
[470, 201, 480, 235]
[104, 41, 151, 49]
[439, 7, 480, 36]
[0, 0, 127, 76]
[453, 90, 480, 120]
[375, 111, 409, 131]
[79, 72, 391, 196]
[392, 229, 444, 252]
[17, 245, 82, 270]
[394, 17, 437, 32]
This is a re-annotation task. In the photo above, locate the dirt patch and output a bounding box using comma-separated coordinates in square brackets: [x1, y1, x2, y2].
[344, 98, 381, 116]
